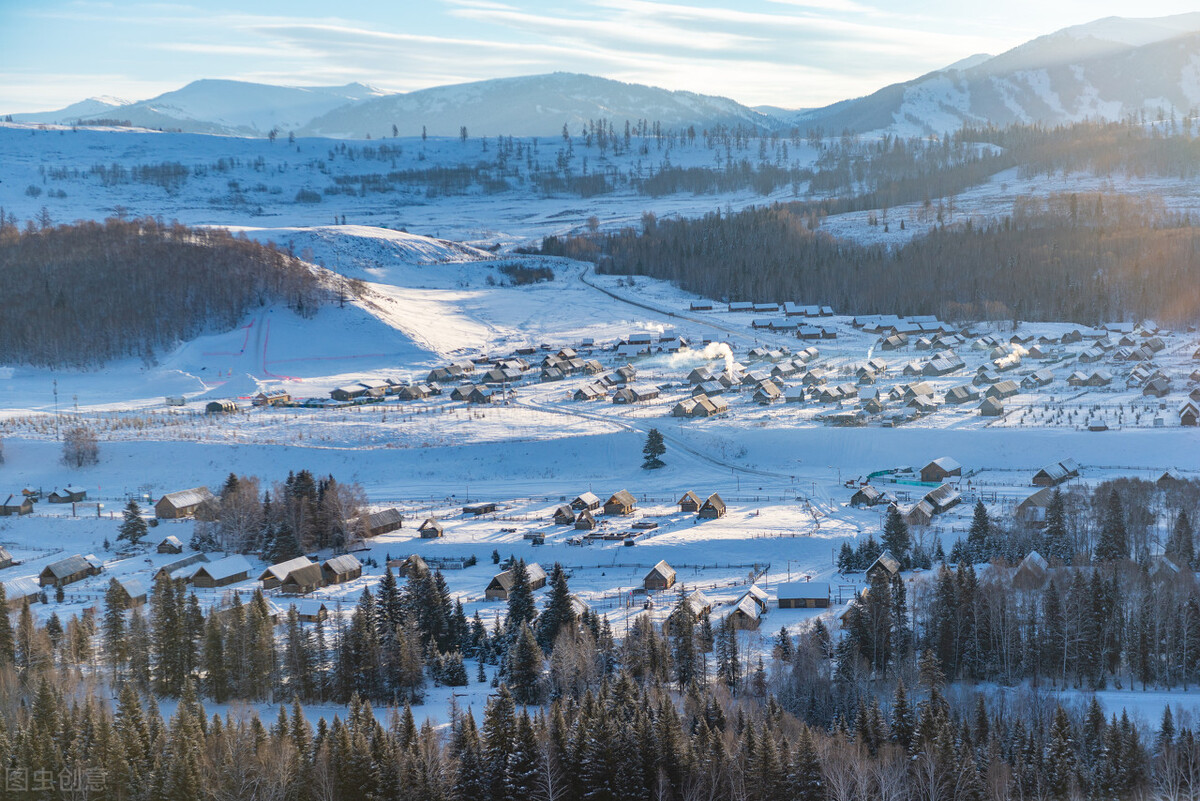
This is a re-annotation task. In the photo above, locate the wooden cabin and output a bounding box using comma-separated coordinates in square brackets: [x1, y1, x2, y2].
[553, 504, 576, 525]
[572, 492, 601, 511]
[155, 487, 216, 520]
[604, 490, 637, 516]
[362, 508, 404, 537]
[322, 554, 363, 585]
[904, 500, 934, 527]
[2, 577, 39, 610]
[153, 553, 209, 583]
[850, 485, 886, 507]
[574, 509, 597, 530]
[280, 563, 325, 595]
[1012, 551, 1049, 591]
[418, 517, 444, 538]
[191, 555, 252, 588]
[777, 581, 830, 609]
[727, 594, 762, 630]
[260, 557, 316, 590]
[0, 495, 33, 517]
[39, 554, 102, 587]
[698, 493, 727, 519]
[0, 546, 13, 570]
[644, 560, 676, 591]
[865, 551, 900, 582]
[111, 577, 148, 609]
[678, 491, 701, 513]
[48, 485, 87, 503]
[156, 535, 184, 554]
[1032, 459, 1080, 487]
[390, 554, 428, 578]
[485, 562, 548, 600]
[920, 457, 961, 484]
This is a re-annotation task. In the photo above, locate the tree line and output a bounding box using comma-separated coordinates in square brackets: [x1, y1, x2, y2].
[564, 191, 1200, 325]
[0, 217, 330, 366]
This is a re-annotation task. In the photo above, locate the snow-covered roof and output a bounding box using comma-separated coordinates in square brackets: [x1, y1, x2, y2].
[159, 487, 215, 509]
[776, 581, 830, 601]
[193, 554, 252, 582]
[260, 556, 314, 582]
[322, 554, 361, 576]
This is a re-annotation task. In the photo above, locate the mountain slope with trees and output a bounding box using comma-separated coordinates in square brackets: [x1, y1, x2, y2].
[0, 216, 330, 367]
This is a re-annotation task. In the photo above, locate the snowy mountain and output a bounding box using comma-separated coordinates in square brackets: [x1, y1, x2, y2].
[11, 80, 385, 136]
[9, 96, 130, 124]
[298, 72, 779, 138]
[785, 14, 1200, 135]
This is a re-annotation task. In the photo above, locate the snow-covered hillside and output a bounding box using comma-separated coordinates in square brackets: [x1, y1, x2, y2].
[785, 14, 1200, 135]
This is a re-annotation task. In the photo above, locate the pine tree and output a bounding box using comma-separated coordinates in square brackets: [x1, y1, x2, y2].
[506, 710, 540, 800]
[882, 505, 911, 565]
[789, 725, 824, 801]
[537, 563, 574, 651]
[1044, 488, 1071, 562]
[1095, 488, 1128, 561]
[642, 428, 666, 469]
[1045, 706, 1076, 800]
[508, 623, 544, 705]
[0, 583, 13, 666]
[482, 683, 516, 801]
[506, 559, 536, 631]
[1166, 509, 1194, 568]
[118, 499, 148, 546]
[891, 678, 914, 752]
[102, 578, 129, 676]
[966, 500, 990, 561]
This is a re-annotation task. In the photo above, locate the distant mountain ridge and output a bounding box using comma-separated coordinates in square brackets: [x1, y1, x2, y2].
[12, 14, 1200, 139]
[298, 72, 778, 138]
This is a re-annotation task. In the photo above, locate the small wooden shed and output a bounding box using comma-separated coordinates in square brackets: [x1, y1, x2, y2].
[678, 491, 701, 513]
[777, 581, 830, 608]
[157, 535, 184, 554]
[322, 554, 363, 585]
[0, 495, 32, 517]
[39, 554, 102, 587]
[279, 563, 325, 595]
[48, 485, 87, 503]
[190, 555, 252, 588]
[865, 551, 900, 582]
[571, 492, 601, 511]
[485, 562, 548, 600]
[644, 560, 676, 591]
[362, 508, 404, 537]
[920, 458, 961, 484]
[604, 490, 637, 516]
[155, 487, 216, 520]
[260, 556, 315, 590]
[418, 517, 444, 538]
[698, 493, 727, 519]
[553, 504, 576, 525]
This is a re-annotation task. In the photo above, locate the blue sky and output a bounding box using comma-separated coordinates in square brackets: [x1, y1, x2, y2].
[3, 0, 1200, 112]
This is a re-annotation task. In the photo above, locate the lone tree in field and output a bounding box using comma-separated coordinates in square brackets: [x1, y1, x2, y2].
[642, 428, 666, 470]
[62, 424, 99, 467]
[118, 499, 148, 546]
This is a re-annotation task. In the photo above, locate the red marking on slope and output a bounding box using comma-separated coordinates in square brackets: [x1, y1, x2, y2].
[201, 320, 256, 357]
